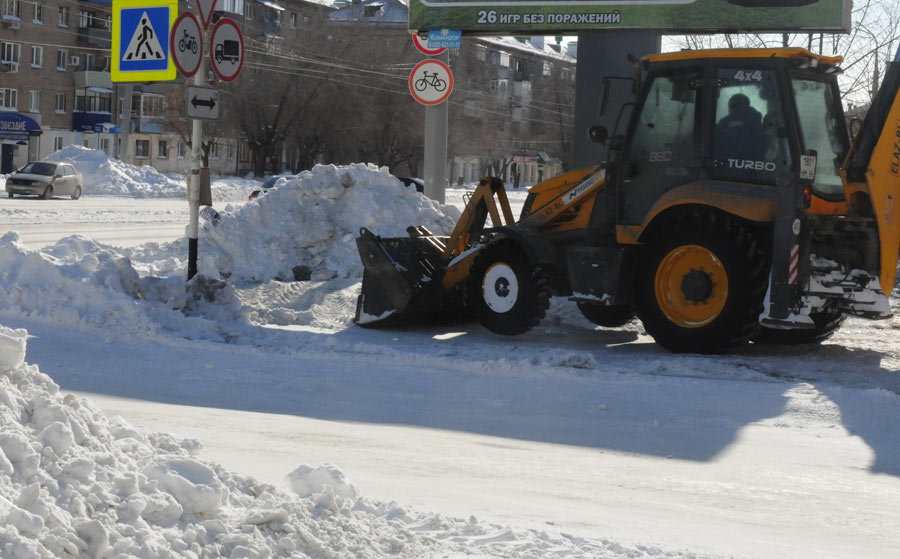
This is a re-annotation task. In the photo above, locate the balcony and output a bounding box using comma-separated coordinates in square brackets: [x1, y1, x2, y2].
[75, 71, 112, 90]
[77, 26, 111, 48]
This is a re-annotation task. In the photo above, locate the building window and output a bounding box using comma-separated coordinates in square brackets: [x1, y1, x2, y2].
[209, 142, 219, 159]
[227, 143, 234, 159]
[55, 92, 65, 112]
[0, 88, 17, 110]
[56, 49, 67, 70]
[516, 60, 528, 73]
[30, 45, 41, 67]
[138, 94, 164, 117]
[289, 12, 296, 27]
[84, 53, 94, 70]
[1, 42, 20, 64]
[33, 2, 41, 22]
[105, 14, 111, 28]
[3, 0, 20, 19]
[58, 6, 68, 27]
[100, 138, 110, 154]
[177, 142, 185, 158]
[245, 2, 253, 18]
[543, 61, 552, 76]
[102, 56, 110, 71]
[74, 88, 111, 112]
[135, 139, 150, 158]
[498, 51, 510, 68]
[28, 90, 38, 112]
[78, 9, 89, 27]
[53, 136, 63, 151]
[475, 45, 487, 61]
[158, 140, 168, 158]
[238, 142, 248, 162]
[220, 0, 244, 14]
[489, 78, 508, 93]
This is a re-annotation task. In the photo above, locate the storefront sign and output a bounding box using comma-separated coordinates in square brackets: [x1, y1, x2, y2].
[0, 113, 41, 143]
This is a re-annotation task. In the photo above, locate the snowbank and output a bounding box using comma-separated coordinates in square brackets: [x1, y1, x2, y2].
[198, 163, 460, 282]
[0, 326, 603, 559]
[46, 146, 253, 201]
[0, 163, 459, 337]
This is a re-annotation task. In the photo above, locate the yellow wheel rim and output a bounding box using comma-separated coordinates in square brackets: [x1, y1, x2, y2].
[654, 244, 728, 328]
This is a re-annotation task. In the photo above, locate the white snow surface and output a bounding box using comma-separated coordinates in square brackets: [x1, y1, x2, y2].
[42, 146, 255, 202]
[2, 150, 900, 558]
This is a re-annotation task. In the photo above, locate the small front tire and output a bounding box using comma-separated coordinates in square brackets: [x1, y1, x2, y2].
[71, 186, 82, 200]
[41, 186, 53, 200]
[467, 238, 551, 336]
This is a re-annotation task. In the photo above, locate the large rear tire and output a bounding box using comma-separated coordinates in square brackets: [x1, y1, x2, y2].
[637, 212, 768, 354]
[577, 302, 637, 328]
[71, 186, 82, 200]
[467, 238, 551, 335]
[753, 307, 844, 345]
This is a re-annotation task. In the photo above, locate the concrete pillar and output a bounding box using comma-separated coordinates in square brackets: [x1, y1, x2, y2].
[572, 31, 661, 170]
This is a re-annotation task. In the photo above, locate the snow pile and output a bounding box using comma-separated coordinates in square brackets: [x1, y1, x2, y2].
[197, 163, 460, 282]
[0, 329, 605, 559]
[46, 146, 254, 201]
[49, 146, 185, 198]
[0, 163, 460, 336]
[0, 232, 237, 339]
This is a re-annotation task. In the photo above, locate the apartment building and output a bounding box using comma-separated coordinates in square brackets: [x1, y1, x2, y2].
[1, 0, 115, 172]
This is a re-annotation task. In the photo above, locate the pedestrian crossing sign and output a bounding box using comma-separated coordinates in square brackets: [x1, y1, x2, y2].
[111, 0, 177, 82]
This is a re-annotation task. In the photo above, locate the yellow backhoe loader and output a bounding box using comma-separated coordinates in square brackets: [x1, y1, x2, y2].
[355, 46, 900, 354]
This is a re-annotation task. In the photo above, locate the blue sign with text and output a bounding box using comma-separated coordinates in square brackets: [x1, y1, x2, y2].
[427, 29, 461, 49]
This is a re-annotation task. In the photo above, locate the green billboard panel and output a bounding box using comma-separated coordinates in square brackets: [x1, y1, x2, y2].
[409, 0, 850, 34]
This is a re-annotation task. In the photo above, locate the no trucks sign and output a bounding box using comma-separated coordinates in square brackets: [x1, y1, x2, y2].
[408, 0, 851, 34]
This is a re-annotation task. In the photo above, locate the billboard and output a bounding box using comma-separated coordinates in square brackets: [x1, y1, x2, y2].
[408, 0, 851, 34]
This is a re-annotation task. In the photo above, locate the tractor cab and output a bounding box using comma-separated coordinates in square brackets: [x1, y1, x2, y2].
[607, 48, 850, 228]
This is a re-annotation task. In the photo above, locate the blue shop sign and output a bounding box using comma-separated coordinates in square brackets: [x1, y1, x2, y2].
[0, 113, 41, 142]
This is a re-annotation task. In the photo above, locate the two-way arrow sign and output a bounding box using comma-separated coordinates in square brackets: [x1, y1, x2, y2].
[186, 85, 219, 120]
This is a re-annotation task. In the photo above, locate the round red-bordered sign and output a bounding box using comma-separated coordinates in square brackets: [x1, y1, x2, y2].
[171, 12, 203, 78]
[409, 59, 453, 106]
[209, 17, 244, 82]
[412, 34, 446, 56]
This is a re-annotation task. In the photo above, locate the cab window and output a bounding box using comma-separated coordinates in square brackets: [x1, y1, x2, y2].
[711, 68, 791, 184]
[791, 78, 846, 198]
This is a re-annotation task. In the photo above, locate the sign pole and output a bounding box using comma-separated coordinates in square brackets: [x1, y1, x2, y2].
[423, 49, 449, 204]
[187, 39, 204, 281]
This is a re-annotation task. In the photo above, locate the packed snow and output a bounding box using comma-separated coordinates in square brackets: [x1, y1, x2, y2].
[2, 148, 900, 558]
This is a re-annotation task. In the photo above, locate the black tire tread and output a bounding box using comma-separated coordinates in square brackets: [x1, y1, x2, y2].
[637, 210, 769, 354]
[576, 302, 637, 328]
[467, 238, 551, 335]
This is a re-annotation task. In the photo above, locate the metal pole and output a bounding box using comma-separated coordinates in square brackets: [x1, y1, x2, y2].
[187, 42, 204, 281]
[423, 50, 448, 204]
[120, 84, 133, 161]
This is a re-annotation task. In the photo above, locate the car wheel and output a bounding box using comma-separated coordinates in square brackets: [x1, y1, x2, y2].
[42, 186, 53, 200]
[7, 192, 12, 198]
[71, 186, 82, 200]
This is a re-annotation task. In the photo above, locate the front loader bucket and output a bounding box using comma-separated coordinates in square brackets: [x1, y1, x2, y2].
[354, 227, 457, 325]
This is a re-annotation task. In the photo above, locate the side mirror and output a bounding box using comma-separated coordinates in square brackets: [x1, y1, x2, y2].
[588, 125, 609, 144]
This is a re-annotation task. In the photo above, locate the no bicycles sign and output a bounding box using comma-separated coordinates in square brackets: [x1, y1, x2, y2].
[409, 59, 453, 106]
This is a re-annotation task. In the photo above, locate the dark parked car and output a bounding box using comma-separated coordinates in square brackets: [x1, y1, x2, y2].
[6, 161, 84, 200]
[399, 177, 424, 193]
[248, 174, 293, 200]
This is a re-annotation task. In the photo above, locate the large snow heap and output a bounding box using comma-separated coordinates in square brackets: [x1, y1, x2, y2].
[0, 163, 459, 335]
[49, 146, 185, 198]
[197, 163, 460, 282]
